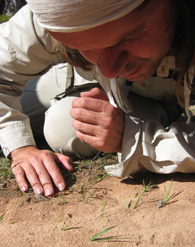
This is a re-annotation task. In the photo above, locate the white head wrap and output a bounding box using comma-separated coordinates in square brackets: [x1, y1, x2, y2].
[26, 0, 144, 32]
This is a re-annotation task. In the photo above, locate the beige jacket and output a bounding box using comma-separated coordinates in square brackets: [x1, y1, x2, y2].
[0, 5, 61, 156]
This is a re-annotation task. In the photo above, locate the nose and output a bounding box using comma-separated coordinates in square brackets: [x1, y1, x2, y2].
[93, 46, 129, 78]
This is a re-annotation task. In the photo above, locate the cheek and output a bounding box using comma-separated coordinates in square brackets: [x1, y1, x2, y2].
[127, 32, 172, 59]
[126, 40, 170, 60]
[80, 50, 97, 65]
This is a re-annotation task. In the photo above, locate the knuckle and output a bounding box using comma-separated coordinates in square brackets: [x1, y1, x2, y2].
[106, 104, 116, 114]
[26, 169, 36, 178]
[38, 170, 48, 177]
[40, 151, 52, 159]
[72, 98, 79, 107]
[80, 98, 88, 107]
[103, 117, 113, 128]
[39, 149, 53, 158]
[93, 87, 101, 95]
[97, 100, 104, 109]
[28, 154, 40, 164]
[95, 140, 107, 151]
[75, 120, 83, 130]
[74, 108, 83, 119]
[76, 130, 84, 140]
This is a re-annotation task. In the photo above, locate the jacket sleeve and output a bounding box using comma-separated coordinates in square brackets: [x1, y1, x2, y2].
[105, 115, 195, 177]
[0, 5, 59, 156]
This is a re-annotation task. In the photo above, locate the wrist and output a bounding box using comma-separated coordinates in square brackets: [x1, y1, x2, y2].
[11, 145, 37, 159]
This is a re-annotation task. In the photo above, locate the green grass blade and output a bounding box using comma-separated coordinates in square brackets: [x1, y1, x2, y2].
[90, 225, 117, 241]
[90, 237, 118, 242]
[61, 220, 71, 231]
[132, 195, 141, 210]
[122, 194, 129, 209]
[162, 193, 174, 204]
[167, 179, 173, 198]
[0, 212, 5, 221]
[102, 200, 107, 210]
[162, 179, 173, 204]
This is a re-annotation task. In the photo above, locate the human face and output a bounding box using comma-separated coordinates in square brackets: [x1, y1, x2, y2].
[50, 0, 175, 81]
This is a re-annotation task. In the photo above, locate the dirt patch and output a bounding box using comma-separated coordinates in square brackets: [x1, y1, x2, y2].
[0, 155, 195, 247]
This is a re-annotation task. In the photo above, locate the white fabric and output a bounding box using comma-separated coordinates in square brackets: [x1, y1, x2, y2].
[26, 0, 144, 32]
[44, 96, 98, 158]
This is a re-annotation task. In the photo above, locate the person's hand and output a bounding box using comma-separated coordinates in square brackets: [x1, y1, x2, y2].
[11, 145, 73, 196]
[71, 87, 125, 153]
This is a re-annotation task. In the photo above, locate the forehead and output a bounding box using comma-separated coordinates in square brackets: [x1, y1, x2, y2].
[50, 0, 172, 50]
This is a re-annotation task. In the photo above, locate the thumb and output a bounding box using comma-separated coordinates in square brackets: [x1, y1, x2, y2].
[55, 153, 73, 171]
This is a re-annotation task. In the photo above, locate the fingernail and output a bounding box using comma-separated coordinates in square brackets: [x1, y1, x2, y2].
[45, 188, 52, 197]
[58, 183, 65, 191]
[36, 187, 43, 195]
[21, 185, 27, 192]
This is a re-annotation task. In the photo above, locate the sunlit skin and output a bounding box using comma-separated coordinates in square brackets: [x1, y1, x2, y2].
[49, 0, 176, 153]
[50, 0, 175, 81]
[11, 0, 176, 197]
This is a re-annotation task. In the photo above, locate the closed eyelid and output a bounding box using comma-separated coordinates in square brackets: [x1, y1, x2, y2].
[121, 31, 144, 42]
[123, 31, 147, 44]
[120, 25, 150, 42]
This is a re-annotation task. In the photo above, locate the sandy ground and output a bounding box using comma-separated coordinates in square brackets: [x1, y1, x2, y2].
[1, 157, 195, 247]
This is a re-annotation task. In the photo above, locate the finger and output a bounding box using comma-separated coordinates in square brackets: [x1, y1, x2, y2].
[41, 153, 66, 193]
[75, 130, 104, 151]
[55, 153, 73, 171]
[31, 160, 55, 197]
[80, 87, 109, 101]
[72, 97, 114, 113]
[73, 119, 105, 136]
[12, 165, 29, 192]
[71, 108, 104, 125]
[75, 129, 122, 153]
[20, 162, 44, 195]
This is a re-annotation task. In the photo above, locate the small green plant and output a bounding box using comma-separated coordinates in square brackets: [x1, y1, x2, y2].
[132, 180, 155, 210]
[98, 200, 107, 219]
[122, 194, 130, 209]
[90, 225, 118, 242]
[61, 220, 71, 231]
[155, 179, 175, 208]
[162, 179, 174, 204]
[142, 180, 155, 193]
[52, 212, 64, 224]
[78, 182, 97, 202]
[57, 198, 68, 206]
[132, 192, 142, 210]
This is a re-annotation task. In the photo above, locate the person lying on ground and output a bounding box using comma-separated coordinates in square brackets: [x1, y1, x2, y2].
[0, 0, 195, 197]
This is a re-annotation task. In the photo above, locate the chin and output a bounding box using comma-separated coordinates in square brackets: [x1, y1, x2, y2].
[122, 73, 152, 82]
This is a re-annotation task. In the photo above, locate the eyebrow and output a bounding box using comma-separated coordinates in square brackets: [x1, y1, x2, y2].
[118, 23, 146, 43]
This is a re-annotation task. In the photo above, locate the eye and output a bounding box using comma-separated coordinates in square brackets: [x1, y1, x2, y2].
[122, 30, 146, 43]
